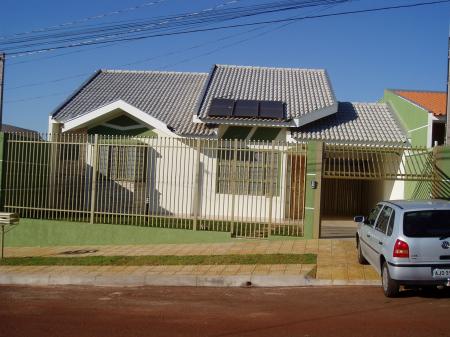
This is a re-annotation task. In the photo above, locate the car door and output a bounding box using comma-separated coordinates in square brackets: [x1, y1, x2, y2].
[370, 206, 395, 273]
[360, 204, 383, 266]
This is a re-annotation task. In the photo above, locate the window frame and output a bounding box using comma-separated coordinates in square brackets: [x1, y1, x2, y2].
[375, 205, 394, 235]
[366, 204, 383, 228]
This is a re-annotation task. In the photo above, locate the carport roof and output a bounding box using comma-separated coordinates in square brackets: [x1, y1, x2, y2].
[290, 102, 408, 146]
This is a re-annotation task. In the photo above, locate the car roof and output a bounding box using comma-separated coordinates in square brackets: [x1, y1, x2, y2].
[381, 199, 450, 210]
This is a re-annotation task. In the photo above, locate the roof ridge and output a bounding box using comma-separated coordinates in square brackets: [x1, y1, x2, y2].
[100, 69, 208, 76]
[339, 101, 387, 106]
[214, 64, 326, 72]
[388, 88, 446, 94]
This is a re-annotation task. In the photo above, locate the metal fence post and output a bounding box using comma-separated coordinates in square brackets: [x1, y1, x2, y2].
[192, 138, 201, 231]
[0, 132, 5, 212]
[90, 134, 99, 224]
[0, 224, 4, 259]
[230, 139, 238, 236]
[267, 140, 276, 237]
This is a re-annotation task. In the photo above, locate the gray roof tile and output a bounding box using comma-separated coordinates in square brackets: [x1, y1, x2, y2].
[197, 64, 337, 125]
[53, 70, 216, 137]
[290, 102, 408, 146]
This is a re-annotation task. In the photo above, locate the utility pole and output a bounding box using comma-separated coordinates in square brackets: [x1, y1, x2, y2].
[446, 36, 450, 144]
[0, 53, 5, 129]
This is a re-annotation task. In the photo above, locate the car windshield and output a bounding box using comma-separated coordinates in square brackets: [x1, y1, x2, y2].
[403, 210, 450, 238]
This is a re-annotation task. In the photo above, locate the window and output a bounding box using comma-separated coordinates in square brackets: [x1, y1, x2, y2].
[375, 206, 394, 234]
[221, 126, 252, 140]
[403, 210, 450, 237]
[432, 122, 445, 146]
[98, 145, 147, 182]
[366, 204, 383, 227]
[387, 210, 396, 236]
[216, 147, 279, 196]
[250, 128, 281, 141]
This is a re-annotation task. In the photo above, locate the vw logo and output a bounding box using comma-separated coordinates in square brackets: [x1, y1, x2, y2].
[442, 241, 450, 250]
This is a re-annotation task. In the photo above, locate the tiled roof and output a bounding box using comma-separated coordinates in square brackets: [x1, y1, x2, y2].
[52, 70, 216, 137]
[197, 64, 337, 125]
[1, 123, 39, 135]
[392, 90, 447, 116]
[290, 102, 408, 146]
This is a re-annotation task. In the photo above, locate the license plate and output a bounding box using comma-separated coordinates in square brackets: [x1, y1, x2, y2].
[432, 268, 450, 278]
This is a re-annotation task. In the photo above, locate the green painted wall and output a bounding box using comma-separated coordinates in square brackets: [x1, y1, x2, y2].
[433, 146, 450, 199]
[4, 219, 236, 247]
[381, 90, 429, 147]
[381, 90, 431, 199]
[303, 141, 322, 239]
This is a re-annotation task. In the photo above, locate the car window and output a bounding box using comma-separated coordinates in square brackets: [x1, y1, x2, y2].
[403, 210, 450, 237]
[375, 206, 393, 235]
[366, 204, 383, 227]
[386, 210, 395, 236]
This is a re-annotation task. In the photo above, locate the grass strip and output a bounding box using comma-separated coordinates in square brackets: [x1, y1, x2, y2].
[0, 254, 316, 266]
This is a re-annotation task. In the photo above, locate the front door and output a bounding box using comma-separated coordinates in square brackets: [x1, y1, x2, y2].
[287, 155, 306, 220]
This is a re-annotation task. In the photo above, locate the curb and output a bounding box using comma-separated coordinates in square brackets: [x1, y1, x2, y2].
[0, 272, 381, 287]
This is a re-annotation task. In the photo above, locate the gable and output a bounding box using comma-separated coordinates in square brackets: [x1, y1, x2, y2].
[52, 70, 215, 137]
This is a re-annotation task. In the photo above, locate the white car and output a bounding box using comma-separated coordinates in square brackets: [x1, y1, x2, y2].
[355, 199, 450, 297]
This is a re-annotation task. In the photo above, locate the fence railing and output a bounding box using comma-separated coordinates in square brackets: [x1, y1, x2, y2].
[2, 133, 308, 238]
[323, 144, 435, 181]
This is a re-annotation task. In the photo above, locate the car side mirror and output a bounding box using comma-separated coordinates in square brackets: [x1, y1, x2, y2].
[354, 215, 365, 223]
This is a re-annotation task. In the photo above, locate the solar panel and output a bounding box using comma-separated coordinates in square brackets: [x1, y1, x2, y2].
[208, 98, 235, 117]
[259, 101, 284, 119]
[233, 100, 259, 118]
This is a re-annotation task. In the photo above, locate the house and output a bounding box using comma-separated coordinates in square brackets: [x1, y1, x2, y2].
[1, 123, 40, 135]
[44, 64, 427, 238]
[381, 89, 447, 147]
[381, 89, 448, 200]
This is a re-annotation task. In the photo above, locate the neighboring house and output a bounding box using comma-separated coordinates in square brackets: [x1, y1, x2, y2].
[382, 89, 447, 147]
[48, 64, 424, 234]
[381, 89, 448, 199]
[1, 123, 39, 135]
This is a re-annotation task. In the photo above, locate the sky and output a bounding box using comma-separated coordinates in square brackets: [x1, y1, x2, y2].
[1, 0, 449, 133]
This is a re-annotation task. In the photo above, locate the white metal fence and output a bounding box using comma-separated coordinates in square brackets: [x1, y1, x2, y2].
[2, 133, 307, 238]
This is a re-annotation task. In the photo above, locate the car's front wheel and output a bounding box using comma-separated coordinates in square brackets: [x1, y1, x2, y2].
[357, 239, 368, 265]
[382, 262, 399, 298]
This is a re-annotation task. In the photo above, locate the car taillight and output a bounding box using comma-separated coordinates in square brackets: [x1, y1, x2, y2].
[393, 239, 409, 258]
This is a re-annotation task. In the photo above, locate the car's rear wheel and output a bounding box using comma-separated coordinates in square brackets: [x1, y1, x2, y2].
[382, 262, 399, 298]
[357, 239, 368, 265]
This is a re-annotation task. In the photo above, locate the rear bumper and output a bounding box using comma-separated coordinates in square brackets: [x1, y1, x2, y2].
[388, 262, 450, 285]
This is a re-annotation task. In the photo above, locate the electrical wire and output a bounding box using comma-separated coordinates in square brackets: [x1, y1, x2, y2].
[0, 0, 171, 40]
[5, 0, 449, 58]
[3, 0, 346, 55]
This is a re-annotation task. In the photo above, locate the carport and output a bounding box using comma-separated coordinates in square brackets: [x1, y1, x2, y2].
[320, 144, 435, 238]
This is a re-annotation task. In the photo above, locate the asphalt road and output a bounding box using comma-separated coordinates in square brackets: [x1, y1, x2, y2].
[1, 285, 449, 337]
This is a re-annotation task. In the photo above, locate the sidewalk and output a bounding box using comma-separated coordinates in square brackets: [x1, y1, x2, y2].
[0, 239, 381, 287]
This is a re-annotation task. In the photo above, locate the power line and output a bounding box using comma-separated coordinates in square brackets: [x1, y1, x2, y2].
[0, 0, 171, 40]
[5, 0, 449, 104]
[5, 91, 68, 104]
[5, 1, 343, 91]
[6, 0, 450, 57]
[3, 0, 345, 56]
[6, 1, 329, 65]
[158, 1, 340, 70]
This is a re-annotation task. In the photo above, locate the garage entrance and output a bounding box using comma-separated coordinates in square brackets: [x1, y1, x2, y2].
[320, 144, 435, 238]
